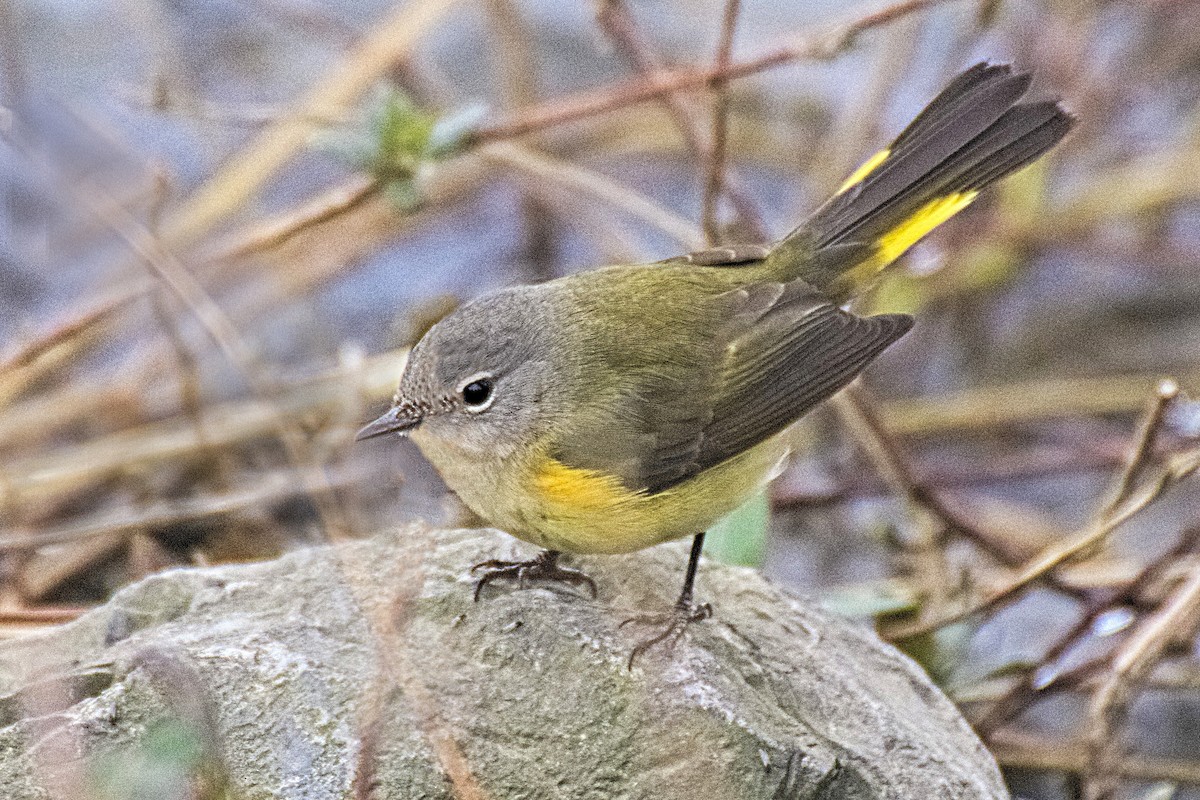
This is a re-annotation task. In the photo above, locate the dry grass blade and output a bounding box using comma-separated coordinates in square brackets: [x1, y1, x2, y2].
[990, 729, 1200, 786]
[0, 350, 407, 511]
[160, 0, 465, 248]
[0, 282, 152, 408]
[0, 607, 88, 639]
[207, 175, 381, 261]
[0, 467, 355, 552]
[879, 373, 1200, 435]
[481, 143, 703, 248]
[79, 184, 260, 375]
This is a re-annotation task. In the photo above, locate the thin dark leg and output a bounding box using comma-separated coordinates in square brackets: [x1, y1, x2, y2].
[676, 532, 705, 607]
[471, 549, 598, 601]
[622, 533, 713, 669]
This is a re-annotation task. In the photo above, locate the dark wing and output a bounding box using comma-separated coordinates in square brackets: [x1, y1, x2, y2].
[639, 281, 911, 493]
[555, 278, 911, 495]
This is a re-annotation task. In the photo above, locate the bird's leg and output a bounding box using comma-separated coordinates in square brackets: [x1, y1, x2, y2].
[621, 533, 713, 669]
[470, 549, 598, 601]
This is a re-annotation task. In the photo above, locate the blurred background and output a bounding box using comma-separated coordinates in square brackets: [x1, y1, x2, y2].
[2, 0, 1200, 798]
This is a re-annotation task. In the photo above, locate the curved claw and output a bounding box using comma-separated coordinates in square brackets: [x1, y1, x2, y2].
[470, 559, 514, 574]
[473, 564, 520, 601]
[622, 601, 713, 670]
[469, 550, 598, 601]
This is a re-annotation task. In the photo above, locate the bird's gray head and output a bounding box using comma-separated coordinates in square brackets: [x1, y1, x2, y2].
[356, 288, 557, 457]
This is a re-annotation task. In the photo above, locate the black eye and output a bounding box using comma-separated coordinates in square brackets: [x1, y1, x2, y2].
[461, 378, 494, 408]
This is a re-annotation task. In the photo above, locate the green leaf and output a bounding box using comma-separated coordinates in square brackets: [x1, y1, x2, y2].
[893, 622, 976, 687]
[317, 86, 487, 211]
[704, 491, 769, 567]
[820, 578, 920, 618]
[383, 178, 422, 211]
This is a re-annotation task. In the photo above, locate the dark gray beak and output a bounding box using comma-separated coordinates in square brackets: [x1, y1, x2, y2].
[355, 405, 422, 441]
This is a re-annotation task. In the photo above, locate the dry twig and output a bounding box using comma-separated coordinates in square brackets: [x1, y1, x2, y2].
[594, 0, 767, 242]
[479, 0, 960, 144]
[701, 0, 742, 245]
[887, 382, 1195, 640]
[1083, 562, 1200, 800]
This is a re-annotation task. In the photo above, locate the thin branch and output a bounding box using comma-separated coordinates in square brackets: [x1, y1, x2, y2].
[71, 182, 356, 541]
[160, 0, 464, 248]
[207, 176, 381, 261]
[1083, 563, 1200, 800]
[594, 0, 767, 242]
[0, 282, 152, 408]
[886, 443, 1200, 640]
[834, 384, 958, 609]
[0, 466, 356, 552]
[886, 380, 1187, 639]
[972, 528, 1200, 734]
[701, 0, 742, 245]
[773, 444, 1128, 510]
[166, 0, 955, 265]
[75, 183, 262, 380]
[877, 371, 1200, 435]
[0, 349, 407, 510]
[835, 384, 1088, 595]
[1101, 377, 1179, 517]
[477, 0, 959, 144]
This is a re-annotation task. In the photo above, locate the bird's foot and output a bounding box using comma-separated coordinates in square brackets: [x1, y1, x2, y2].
[470, 549, 597, 601]
[620, 597, 713, 669]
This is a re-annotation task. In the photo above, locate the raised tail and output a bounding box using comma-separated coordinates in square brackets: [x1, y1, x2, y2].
[766, 62, 1075, 302]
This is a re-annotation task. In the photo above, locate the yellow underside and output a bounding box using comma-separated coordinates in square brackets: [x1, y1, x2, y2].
[522, 438, 788, 554]
[415, 429, 790, 556]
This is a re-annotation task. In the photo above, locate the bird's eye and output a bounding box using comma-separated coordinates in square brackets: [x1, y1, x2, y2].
[461, 378, 494, 409]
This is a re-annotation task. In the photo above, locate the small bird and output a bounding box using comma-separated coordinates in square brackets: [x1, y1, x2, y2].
[358, 63, 1074, 664]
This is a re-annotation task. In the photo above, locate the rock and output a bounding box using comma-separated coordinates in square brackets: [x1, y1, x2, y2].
[0, 527, 1008, 799]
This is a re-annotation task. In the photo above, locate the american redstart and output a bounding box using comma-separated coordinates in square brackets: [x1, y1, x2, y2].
[358, 62, 1073, 664]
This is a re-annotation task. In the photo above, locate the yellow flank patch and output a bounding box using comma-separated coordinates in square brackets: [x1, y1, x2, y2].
[533, 458, 643, 516]
[875, 191, 978, 265]
[836, 148, 891, 195]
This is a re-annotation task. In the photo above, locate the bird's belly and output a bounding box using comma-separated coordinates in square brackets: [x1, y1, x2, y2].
[439, 435, 790, 555]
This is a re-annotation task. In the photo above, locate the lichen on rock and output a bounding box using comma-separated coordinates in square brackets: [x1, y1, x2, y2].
[0, 526, 1009, 799]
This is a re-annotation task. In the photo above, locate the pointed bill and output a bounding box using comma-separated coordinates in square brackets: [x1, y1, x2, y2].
[355, 405, 423, 441]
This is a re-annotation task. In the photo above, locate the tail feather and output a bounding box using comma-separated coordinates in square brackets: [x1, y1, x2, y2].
[768, 62, 1074, 301]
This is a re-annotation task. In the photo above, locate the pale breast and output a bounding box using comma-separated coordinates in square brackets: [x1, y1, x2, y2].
[413, 427, 789, 555]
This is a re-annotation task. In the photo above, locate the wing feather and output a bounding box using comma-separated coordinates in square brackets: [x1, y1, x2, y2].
[636, 281, 912, 493]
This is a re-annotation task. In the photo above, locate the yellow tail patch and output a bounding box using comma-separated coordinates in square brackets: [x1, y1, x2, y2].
[837, 148, 891, 195]
[876, 191, 978, 265]
[825, 190, 980, 299]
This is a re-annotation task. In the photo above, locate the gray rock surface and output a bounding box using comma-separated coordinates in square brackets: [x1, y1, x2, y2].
[0, 527, 1009, 799]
